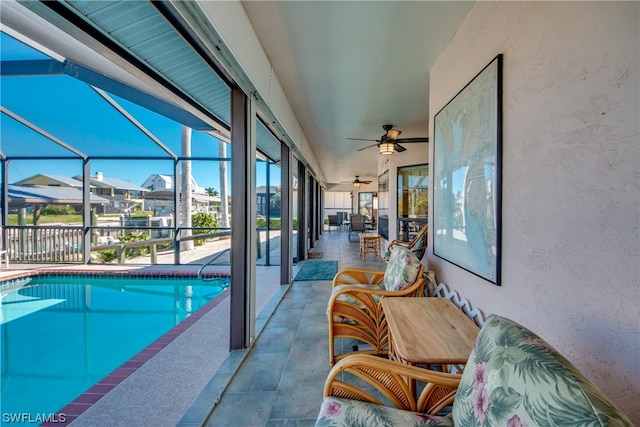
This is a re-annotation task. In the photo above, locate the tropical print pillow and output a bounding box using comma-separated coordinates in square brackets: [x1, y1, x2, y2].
[315, 396, 453, 427]
[382, 246, 421, 291]
[453, 314, 633, 427]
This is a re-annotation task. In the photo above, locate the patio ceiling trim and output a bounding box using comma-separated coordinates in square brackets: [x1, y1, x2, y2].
[34, 0, 232, 127]
[1, 58, 217, 133]
[164, 1, 316, 176]
[5, 2, 304, 172]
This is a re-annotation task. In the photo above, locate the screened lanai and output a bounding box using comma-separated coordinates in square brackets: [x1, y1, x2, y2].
[1, 29, 308, 269]
[0, 2, 327, 359]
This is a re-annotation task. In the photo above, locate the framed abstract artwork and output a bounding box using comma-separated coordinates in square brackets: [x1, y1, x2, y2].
[433, 54, 502, 285]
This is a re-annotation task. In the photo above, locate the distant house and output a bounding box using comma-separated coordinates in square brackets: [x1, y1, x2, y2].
[141, 174, 174, 192]
[142, 191, 221, 217]
[65, 172, 150, 214]
[12, 172, 142, 214]
[75, 172, 148, 199]
[142, 173, 206, 194]
[256, 185, 281, 218]
[15, 173, 85, 188]
[6, 184, 108, 223]
[142, 174, 219, 217]
[15, 173, 148, 202]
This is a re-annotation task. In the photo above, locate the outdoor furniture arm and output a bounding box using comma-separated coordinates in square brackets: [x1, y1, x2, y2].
[328, 263, 425, 365]
[383, 224, 428, 261]
[323, 353, 461, 415]
[332, 268, 385, 287]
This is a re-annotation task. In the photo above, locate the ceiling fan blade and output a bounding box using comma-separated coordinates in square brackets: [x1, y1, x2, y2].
[394, 144, 407, 152]
[347, 137, 380, 142]
[356, 143, 379, 151]
[395, 137, 429, 143]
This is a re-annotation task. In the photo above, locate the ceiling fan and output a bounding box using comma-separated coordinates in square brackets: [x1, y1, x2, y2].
[351, 176, 371, 188]
[347, 124, 429, 154]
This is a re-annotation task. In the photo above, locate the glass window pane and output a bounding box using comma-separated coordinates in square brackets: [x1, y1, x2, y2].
[1, 76, 169, 157]
[1, 113, 78, 158]
[292, 157, 299, 264]
[397, 164, 429, 241]
[268, 162, 281, 266]
[1, 32, 50, 60]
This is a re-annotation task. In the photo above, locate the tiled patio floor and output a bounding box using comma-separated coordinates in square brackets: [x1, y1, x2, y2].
[0, 228, 385, 426]
[186, 229, 386, 426]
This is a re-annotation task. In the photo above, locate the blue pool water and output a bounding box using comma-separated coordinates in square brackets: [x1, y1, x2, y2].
[0, 274, 229, 420]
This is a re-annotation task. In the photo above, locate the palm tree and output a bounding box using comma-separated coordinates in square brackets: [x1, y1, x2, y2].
[205, 187, 219, 197]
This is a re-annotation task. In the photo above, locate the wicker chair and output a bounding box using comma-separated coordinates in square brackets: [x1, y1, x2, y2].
[319, 354, 461, 420]
[327, 246, 426, 365]
[316, 315, 634, 426]
[383, 224, 428, 262]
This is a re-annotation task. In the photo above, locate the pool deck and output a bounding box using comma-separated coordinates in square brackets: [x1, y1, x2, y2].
[0, 262, 285, 427]
[0, 229, 386, 426]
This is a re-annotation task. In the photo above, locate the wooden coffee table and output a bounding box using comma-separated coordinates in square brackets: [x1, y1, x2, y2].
[381, 297, 479, 374]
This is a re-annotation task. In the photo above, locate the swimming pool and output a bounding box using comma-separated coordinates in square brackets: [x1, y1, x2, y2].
[0, 273, 229, 422]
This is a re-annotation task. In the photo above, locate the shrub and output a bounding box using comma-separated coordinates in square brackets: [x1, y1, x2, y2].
[42, 204, 76, 215]
[192, 212, 220, 245]
[119, 231, 150, 258]
[269, 218, 281, 229]
[255, 218, 282, 229]
[97, 249, 117, 263]
[192, 212, 219, 229]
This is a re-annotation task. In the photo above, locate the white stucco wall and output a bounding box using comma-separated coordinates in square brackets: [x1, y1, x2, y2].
[428, 2, 639, 422]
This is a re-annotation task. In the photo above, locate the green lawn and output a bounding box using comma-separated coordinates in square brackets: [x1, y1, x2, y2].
[5, 213, 151, 225]
[6, 214, 83, 225]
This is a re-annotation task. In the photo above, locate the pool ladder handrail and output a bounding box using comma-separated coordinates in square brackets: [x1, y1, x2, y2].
[197, 248, 231, 282]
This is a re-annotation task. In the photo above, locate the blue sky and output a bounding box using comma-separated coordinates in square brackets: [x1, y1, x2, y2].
[0, 31, 275, 192]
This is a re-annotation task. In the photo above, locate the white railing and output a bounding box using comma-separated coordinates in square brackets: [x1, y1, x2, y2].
[5, 226, 84, 263]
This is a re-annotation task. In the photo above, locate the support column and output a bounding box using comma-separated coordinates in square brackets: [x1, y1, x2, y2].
[181, 125, 194, 251]
[230, 88, 256, 350]
[219, 141, 230, 228]
[308, 176, 315, 250]
[173, 159, 181, 264]
[82, 159, 91, 264]
[280, 143, 291, 284]
[297, 163, 306, 262]
[1, 159, 7, 254]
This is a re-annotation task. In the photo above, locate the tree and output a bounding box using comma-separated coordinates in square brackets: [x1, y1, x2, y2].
[205, 187, 219, 196]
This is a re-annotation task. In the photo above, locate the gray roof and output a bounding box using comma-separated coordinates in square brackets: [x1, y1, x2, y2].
[14, 173, 84, 188]
[73, 175, 149, 192]
[8, 185, 108, 205]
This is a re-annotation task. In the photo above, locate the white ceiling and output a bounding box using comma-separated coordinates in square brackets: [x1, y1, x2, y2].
[242, 1, 475, 186]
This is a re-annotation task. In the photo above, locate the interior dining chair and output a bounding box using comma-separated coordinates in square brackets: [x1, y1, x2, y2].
[327, 245, 426, 365]
[348, 214, 366, 241]
[327, 214, 341, 232]
[383, 223, 428, 262]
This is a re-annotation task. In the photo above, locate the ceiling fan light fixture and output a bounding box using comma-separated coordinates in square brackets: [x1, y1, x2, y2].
[386, 128, 402, 140]
[379, 142, 395, 155]
[353, 181, 361, 187]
